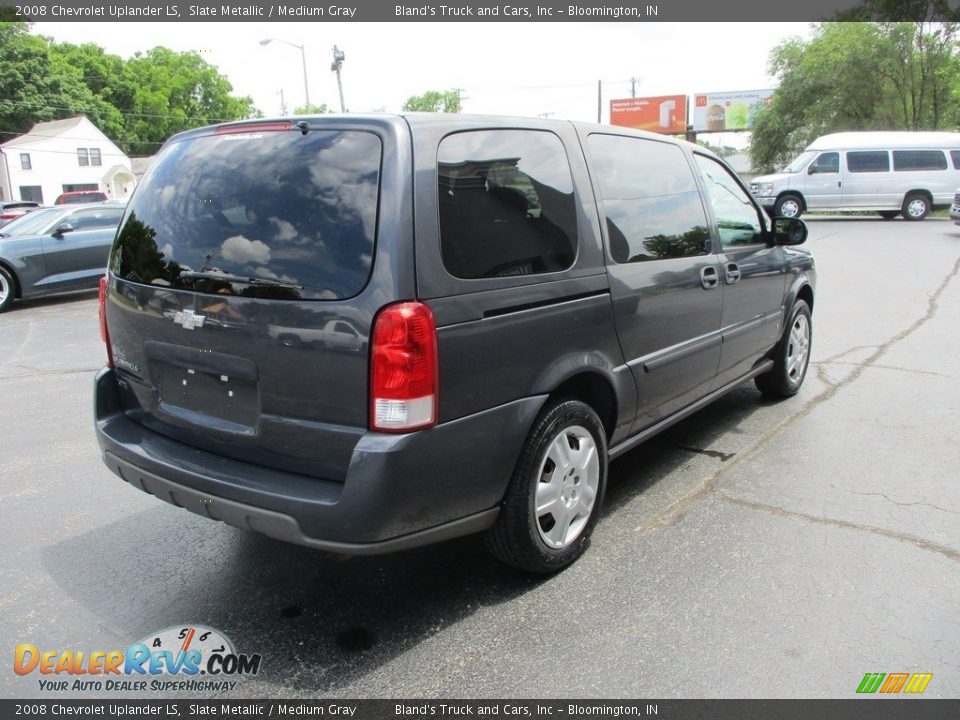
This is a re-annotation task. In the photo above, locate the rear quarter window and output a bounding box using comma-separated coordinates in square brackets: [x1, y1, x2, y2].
[111, 128, 381, 301]
[437, 129, 577, 279]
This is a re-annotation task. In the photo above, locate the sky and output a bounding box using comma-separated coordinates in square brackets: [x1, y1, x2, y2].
[32, 21, 812, 147]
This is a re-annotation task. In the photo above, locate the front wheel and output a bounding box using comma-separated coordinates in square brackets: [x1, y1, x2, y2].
[773, 194, 803, 219]
[902, 193, 930, 221]
[756, 300, 812, 399]
[484, 399, 607, 573]
[0, 266, 16, 313]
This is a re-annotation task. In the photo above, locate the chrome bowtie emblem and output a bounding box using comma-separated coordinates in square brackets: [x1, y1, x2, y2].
[173, 309, 206, 330]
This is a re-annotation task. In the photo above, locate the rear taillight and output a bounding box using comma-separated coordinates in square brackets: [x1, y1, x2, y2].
[98, 276, 114, 368]
[370, 302, 438, 432]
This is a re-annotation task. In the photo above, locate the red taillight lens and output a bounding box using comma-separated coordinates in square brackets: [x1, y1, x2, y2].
[98, 276, 114, 368]
[370, 302, 438, 432]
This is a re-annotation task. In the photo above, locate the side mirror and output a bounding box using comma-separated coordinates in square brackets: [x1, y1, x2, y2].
[807, 165, 817, 175]
[53, 223, 75, 237]
[773, 217, 808, 246]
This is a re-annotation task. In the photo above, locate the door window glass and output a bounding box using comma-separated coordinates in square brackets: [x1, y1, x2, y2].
[588, 134, 710, 263]
[694, 154, 765, 250]
[810, 152, 839, 174]
[69, 207, 124, 231]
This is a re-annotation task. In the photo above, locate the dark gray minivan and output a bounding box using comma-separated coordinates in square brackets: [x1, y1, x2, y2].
[95, 114, 815, 572]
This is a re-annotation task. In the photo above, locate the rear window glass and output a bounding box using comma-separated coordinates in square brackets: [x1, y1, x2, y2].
[437, 130, 577, 279]
[112, 128, 381, 301]
[892, 150, 947, 171]
[846, 151, 889, 173]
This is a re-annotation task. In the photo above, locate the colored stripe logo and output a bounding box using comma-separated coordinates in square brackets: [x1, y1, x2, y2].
[857, 672, 932, 694]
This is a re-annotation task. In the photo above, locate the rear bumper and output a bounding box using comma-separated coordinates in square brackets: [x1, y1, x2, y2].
[94, 368, 544, 553]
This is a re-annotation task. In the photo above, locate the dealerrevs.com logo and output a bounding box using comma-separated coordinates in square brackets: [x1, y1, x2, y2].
[856, 672, 933, 694]
[14, 625, 262, 692]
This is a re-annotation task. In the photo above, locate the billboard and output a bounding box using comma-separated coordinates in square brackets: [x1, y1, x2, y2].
[692, 89, 775, 132]
[610, 95, 687, 134]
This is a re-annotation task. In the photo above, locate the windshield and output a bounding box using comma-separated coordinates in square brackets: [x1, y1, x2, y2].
[111, 128, 382, 301]
[784, 151, 817, 174]
[0, 208, 65, 237]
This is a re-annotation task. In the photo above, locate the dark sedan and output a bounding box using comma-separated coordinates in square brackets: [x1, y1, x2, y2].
[0, 203, 125, 313]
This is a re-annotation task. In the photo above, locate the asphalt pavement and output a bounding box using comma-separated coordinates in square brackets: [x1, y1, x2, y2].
[1, 216, 958, 699]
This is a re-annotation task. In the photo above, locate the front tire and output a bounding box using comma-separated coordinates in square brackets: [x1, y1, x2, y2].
[0, 266, 16, 313]
[773, 194, 803, 219]
[484, 399, 607, 573]
[756, 300, 812, 399]
[902, 193, 930, 221]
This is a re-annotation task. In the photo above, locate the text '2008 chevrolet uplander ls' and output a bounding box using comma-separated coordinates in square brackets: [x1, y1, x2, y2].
[94, 114, 815, 572]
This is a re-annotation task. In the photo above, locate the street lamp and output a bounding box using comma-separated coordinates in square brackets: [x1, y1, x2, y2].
[260, 38, 310, 110]
[330, 45, 346, 113]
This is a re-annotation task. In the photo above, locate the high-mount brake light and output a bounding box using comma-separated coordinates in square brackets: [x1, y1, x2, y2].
[215, 122, 293, 135]
[370, 302, 438, 433]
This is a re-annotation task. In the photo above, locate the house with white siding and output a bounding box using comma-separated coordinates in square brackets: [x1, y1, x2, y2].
[0, 116, 135, 205]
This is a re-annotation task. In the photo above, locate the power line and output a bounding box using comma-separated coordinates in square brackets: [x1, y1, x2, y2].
[0, 99, 249, 123]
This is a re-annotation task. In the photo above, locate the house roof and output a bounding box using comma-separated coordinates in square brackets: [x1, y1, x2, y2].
[1, 116, 89, 148]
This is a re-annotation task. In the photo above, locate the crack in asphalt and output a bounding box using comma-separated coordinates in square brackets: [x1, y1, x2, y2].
[633, 253, 960, 555]
[0, 366, 99, 381]
[848, 491, 960, 518]
[814, 360, 957, 381]
[715, 491, 960, 563]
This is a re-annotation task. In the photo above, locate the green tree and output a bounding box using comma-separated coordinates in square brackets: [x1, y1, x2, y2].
[402, 90, 462, 113]
[120, 47, 257, 153]
[749, 22, 960, 172]
[0, 23, 121, 141]
[291, 103, 333, 115]
[0, 27, 259, 156]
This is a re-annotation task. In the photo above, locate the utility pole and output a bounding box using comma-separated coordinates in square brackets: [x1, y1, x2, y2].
[279, 89, 288, 115]
[630, 77, 639, 98]
[260, 38, 309, 109]
[331, 45, 346, 112]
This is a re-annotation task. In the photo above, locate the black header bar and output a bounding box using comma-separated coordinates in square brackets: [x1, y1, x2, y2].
[2, 0, 958, 22]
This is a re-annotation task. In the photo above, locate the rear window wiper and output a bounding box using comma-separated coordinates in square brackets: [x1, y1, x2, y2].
[177, 271, 303, 290]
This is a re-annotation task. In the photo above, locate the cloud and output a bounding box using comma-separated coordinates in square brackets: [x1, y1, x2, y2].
[253, 266, 299, 285]
[221, 235, 271, 265]
[268, 217, 298, 242]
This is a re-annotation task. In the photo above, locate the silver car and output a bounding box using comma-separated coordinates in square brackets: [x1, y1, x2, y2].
[0, 203, 125, 313]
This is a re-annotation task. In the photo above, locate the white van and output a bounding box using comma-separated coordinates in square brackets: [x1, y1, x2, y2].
[750, 131, 960, 220]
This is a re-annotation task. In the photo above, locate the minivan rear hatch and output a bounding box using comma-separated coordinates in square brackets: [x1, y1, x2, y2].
[105, 121, 384, 481]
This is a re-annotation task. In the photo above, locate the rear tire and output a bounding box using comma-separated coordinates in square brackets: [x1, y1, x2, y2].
[773, 194, 803, 219]
[902, 193, 930, 221]
[0, 266, 15, 313]
[756, 300, 812, 399]
[484, 399, 607, 573]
